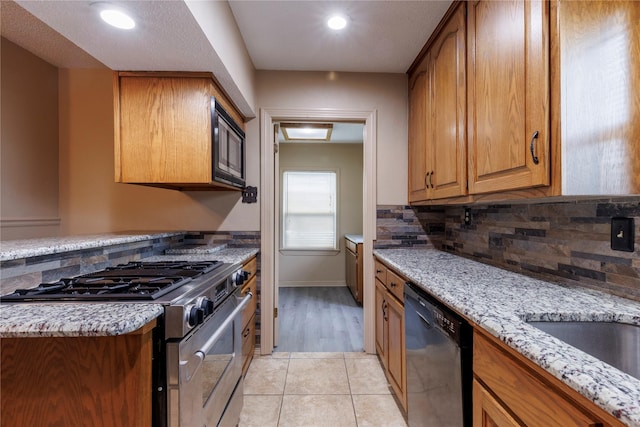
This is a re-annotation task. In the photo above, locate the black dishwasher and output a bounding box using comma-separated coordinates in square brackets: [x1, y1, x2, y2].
[404, 282, 472, 427]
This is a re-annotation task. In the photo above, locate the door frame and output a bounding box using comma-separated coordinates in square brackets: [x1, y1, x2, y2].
[260, 108, 377, 355]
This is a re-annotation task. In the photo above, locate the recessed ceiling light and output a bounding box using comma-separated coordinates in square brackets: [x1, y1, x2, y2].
[281, 123, 333, 141]
[100, 8, 136, 30]
[327, 15, 348, 31]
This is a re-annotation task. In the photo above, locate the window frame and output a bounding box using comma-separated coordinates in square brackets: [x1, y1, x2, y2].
[279, 167, 340, 255]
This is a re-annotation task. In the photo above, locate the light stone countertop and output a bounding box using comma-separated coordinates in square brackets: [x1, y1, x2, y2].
[344, 234, 364, 244]
[0, 231, 185, 262]
[374, 248, 640, 427]
[0, 247, 258, 338]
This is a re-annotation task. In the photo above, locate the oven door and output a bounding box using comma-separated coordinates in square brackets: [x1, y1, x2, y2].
[167, 289, 252, 427]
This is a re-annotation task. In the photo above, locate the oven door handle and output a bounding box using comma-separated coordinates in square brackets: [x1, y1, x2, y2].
[180, 292, 253, 384]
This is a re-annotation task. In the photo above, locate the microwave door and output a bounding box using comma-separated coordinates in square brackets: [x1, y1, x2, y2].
[227, 130, 243, 178]
[217, 122, 230, 173]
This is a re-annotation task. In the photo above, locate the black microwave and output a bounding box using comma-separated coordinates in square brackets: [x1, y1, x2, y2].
[211, 97, 245, 188]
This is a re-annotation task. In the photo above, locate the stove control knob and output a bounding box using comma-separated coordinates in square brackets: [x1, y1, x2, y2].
[197, 297, 214, 317]
[187, 305, 205, 327]
[233, 270, 250, 287]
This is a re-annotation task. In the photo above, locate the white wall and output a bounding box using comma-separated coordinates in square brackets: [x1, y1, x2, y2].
[255, 71, 408, 206]
[278, 143, 363, 287]
[1, 38, 60, 240]
[185, 0, 256, 118]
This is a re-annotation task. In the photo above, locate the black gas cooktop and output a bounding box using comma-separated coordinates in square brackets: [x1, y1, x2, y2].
[0, 260, 224, 302]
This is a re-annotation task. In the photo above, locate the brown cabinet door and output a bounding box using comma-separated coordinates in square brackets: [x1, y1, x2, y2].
[117, 76, 212, 183]
[467, 0, 550, 194]
[386, 293, 406, 410]
[374, 279, 387, 368]
[473, 379, 522, 427]
[431, 2, 468, 200]
[408, 66, 431, 203]
[346, 247, 358, 301]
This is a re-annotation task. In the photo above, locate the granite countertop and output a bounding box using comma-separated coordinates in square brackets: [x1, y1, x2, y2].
[0, 231, 185, 262]
[144, 247, 259, 265]
[374, 248, 640, 427]
[0, 246, 258, 338]
[344, 234, 364, 244]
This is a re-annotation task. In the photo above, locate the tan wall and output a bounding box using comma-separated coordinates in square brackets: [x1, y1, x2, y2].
[0, 38, 60, 240]
[278, 143, 363, 287]
[255, 70, 409, 205]
[58, 68, 260, 235]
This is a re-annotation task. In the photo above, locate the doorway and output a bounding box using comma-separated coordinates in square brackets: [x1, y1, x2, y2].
[275, 122, 364, 352]
[259, 108, 377, 355]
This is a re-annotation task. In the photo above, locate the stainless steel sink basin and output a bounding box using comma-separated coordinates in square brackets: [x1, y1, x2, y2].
[527, 321, 640, 380]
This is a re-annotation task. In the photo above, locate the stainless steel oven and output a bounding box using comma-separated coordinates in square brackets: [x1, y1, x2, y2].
[167, 286, 251, 427]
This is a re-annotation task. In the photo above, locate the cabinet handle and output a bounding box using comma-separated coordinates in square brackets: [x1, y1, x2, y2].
[243, 328, 251, 338]
[529, 131, 540, 165]
[424, 173, 429, 190]
[429, 171, 434, 188]
[390, 281, 397, 288]
[382, 300, 388, 321]
[376, 269, 383, 274]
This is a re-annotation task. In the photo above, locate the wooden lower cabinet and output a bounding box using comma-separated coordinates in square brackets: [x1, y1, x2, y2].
[241, 256, 258, 376]
[374, 257, 407, 412]
[0, 321, 156, 427]
[345, 236, 363, 304]
[473, 379, 522, 427]
[473, 329, 624, 427]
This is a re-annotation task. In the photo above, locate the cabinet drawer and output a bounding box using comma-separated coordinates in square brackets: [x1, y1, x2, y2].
[474, 331, 602, 427]
[386, 269, 405, 303]
[241, 276, 257, 330]
[345, 238, 357, 254]
[374, 260, 387, 284]
[241, 314, 256, 376]
[243, 257, 257, 279]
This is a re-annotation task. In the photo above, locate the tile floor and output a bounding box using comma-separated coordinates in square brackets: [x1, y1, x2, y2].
[240, 352, 407, 427]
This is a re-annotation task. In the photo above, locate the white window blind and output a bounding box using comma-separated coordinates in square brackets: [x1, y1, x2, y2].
[282, 171, 337, 249]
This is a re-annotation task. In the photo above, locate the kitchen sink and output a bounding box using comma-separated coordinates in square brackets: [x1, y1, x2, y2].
[526, 321, 640, 381]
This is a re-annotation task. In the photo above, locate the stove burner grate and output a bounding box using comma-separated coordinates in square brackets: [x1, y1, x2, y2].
[0, 260, 225, 302]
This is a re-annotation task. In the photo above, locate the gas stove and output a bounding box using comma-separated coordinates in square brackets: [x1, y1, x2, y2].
[0, 260, 250, 339]
[1, 261, 225, 302]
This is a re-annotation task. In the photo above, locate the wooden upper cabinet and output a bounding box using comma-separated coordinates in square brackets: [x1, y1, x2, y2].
[430, 3, 467, 199]
[467, 0, 550, 195]
[408, 2, 467, 203]
[408, 65, 430, 203]
[114, 71, 244, 190]
[556, 0, 640, 195]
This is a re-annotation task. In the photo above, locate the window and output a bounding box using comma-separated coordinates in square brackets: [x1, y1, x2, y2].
[282, 170, 337, 250]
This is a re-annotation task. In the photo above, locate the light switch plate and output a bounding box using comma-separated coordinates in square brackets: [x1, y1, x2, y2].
[611, 217, 634, 252]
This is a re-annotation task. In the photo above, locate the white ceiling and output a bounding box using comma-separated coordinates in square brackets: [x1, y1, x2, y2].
[1, 0, 453, 113]
[228, 0, 453, 73]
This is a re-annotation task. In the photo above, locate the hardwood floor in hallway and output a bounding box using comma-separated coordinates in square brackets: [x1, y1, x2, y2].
[275, 286, 364, 352]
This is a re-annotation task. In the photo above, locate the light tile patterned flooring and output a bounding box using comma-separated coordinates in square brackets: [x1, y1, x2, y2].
[240, 352, 407, 427]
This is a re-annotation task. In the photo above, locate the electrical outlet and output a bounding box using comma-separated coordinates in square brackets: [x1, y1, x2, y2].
[464, 208, 471, 225]
[611, 217, 634, 252]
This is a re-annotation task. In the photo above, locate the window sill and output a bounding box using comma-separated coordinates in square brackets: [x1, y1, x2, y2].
[279, 249, 340, 256]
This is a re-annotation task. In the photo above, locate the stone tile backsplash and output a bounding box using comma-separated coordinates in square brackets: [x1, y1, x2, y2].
[374, 205, 445, 249]
[377, 198, 640, 301]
